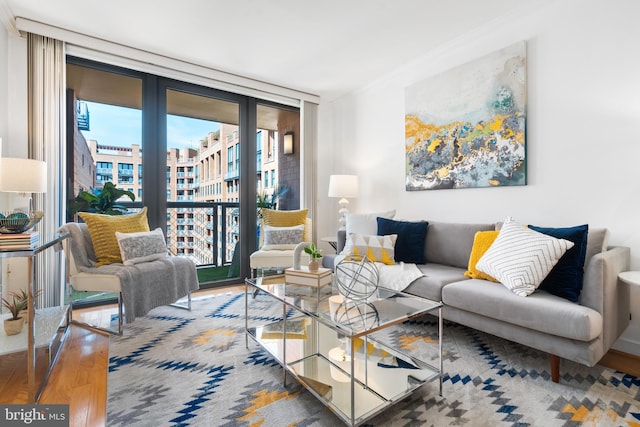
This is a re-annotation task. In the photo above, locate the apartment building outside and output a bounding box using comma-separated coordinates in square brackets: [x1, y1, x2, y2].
[82, 123, 280, 269]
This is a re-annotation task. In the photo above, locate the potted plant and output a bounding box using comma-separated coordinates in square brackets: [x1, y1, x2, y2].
[304, 243, 323, 272]
[2, 293, 27, 336]
[12, 288, 42, 324]
[256, 184, 290, 219]
[67, 181, 136, 221]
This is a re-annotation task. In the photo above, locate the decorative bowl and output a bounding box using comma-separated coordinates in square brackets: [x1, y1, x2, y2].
[0, 211, 44, 234]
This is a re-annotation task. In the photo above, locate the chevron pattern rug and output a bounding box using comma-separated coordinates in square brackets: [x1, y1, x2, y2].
[107, 291, 640, 426]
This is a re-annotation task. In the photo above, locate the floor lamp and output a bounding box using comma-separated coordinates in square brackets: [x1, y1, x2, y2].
[328, 174, 359, 230]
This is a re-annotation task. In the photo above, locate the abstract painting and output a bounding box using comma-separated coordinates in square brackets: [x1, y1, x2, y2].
[405, 41, 526, 190]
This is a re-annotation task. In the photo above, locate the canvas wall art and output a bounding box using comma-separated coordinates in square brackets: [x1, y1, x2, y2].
[405, 41, 526, 190]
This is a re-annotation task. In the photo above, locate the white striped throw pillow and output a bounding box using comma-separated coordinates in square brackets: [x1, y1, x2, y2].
[475, 220, 574, 296]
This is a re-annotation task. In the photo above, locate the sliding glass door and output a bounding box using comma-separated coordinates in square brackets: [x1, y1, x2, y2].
[161, 84, 243, 283]
[65, 57, 301, 298]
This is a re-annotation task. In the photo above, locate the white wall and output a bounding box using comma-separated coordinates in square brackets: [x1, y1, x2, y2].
[0, 25, 28, 213]
[318, 0, 640, 355]
[0, 16, 7, 149]
[0, 24, 30, 306]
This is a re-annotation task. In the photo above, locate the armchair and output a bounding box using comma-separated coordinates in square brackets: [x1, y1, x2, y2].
[59, 222, 199, 335]
[250, 217, 312, 277]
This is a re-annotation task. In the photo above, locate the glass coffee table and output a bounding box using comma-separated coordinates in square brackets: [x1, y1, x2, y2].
[245, 275, 443, 426]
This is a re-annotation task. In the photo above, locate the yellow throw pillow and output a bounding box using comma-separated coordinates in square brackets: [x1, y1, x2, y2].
[262, 208, 308, 227]
[79, 207, 150, 266]
[345, 233, 397, 265]
[465, 230, 499, 282]
[261, 208, 309, 244]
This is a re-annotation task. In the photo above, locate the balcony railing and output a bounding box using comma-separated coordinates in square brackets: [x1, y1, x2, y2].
[116, 201, 241, 284]
[224, 169, 239, 181]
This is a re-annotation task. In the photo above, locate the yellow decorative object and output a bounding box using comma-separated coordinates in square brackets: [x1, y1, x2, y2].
[79, 207, 150, 266]
[261, 208, 309, 241]
[352, 337, 389, 358]
[348, 234, 397, 265]
[464, 230, 500, 281]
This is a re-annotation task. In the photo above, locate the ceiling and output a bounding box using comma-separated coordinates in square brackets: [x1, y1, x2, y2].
[3, 0, 544, 101]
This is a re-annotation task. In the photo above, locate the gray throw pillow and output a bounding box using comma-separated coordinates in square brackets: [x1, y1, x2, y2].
[115, 227, 168, 265]
[262, 224, 304, 250]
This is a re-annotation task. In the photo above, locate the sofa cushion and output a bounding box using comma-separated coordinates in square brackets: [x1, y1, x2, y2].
[260, 209, 311, 248]
[79, 207, 150, 266]
[343, 233, 397, 265]
[345, 210, 396, 236]
[424, 221, 495, 268]
[442, 279, 602, 342]
[376, 217, 428, 264]
[528, 224, 589, 302]
[262, 224, 304, 250]
[475, 220, 574, 297]
[115, 227, 168, 266]
[402, 264, 469, 301]
[464, 230, 500, 281]
[250, 249, 295, 269]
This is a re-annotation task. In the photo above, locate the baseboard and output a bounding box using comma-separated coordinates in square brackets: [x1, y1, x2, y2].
[612, 336, 640, 356]
[600, 348, 640, 377]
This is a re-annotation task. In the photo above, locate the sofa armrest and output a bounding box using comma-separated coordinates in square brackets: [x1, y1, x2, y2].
[337, 229, 347, 253]
[580, 246, 630, 351]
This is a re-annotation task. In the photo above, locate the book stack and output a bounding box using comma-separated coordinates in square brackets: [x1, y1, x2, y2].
[0, 231, 40, 250]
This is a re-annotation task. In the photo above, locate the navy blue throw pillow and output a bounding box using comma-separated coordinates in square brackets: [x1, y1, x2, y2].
[377, 217, 428, 264]
[528, 224, 589, 302]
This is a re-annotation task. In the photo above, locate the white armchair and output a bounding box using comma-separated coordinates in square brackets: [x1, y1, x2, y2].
[250, 217, 312, 277]
[60, 222, 199, 335]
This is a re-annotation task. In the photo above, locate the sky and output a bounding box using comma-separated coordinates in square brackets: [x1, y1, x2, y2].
[80, 101, 220, 150]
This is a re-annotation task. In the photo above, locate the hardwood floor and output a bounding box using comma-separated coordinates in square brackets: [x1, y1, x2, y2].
[1, 285, 637, 427]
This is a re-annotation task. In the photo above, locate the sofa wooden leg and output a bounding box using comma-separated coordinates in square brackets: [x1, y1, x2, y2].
[550, 354, 560, 383]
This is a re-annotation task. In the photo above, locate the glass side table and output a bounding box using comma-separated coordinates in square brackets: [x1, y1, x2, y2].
[0, 232, 70, 403]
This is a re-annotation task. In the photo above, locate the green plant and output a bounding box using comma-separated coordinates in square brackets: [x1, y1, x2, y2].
[67, 181, 135, 220]
[2, 294, 27, 320]
[304, 243, 323, 259]
[256, 184, 290, 217]
[11, 288, 42, 306]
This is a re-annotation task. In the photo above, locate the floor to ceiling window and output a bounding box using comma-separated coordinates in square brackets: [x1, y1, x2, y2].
[65, 57, 301, 305]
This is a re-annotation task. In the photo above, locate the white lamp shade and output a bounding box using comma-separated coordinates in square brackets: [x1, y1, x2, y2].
[0, 157, 47, 193]
[328, 174, 359, 198]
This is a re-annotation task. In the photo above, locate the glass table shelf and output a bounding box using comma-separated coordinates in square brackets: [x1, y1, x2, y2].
[0, 306, 69, 356]
[245, 275, 443, 426]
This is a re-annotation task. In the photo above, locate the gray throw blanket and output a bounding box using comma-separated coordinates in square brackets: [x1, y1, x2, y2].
[59, 223, 199, 323]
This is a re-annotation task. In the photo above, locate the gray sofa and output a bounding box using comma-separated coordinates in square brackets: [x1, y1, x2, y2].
[324, 220, 631, 382]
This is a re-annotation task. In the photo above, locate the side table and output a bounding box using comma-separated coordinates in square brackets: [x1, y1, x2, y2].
[0, 232, 70, 403]
[618, 271, 639, 338]
[618, 271, 640, 287]
[320, 236, 338, 253]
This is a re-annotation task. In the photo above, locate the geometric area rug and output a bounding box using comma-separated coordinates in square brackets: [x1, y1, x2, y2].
[107, 292, 640, 426]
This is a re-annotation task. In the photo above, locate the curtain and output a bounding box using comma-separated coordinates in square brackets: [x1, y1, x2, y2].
[27, 33, 66, 306]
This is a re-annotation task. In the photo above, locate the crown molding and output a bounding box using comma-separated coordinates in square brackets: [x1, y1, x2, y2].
[16, 16, 320, 105]
[0, 0, 19, 36]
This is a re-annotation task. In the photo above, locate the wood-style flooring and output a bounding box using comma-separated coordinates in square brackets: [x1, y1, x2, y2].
[1, 285, 638, 427]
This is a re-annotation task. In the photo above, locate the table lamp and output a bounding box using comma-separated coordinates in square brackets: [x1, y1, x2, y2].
[328, 174, 358, 229]
[0, 157, 47, 233]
